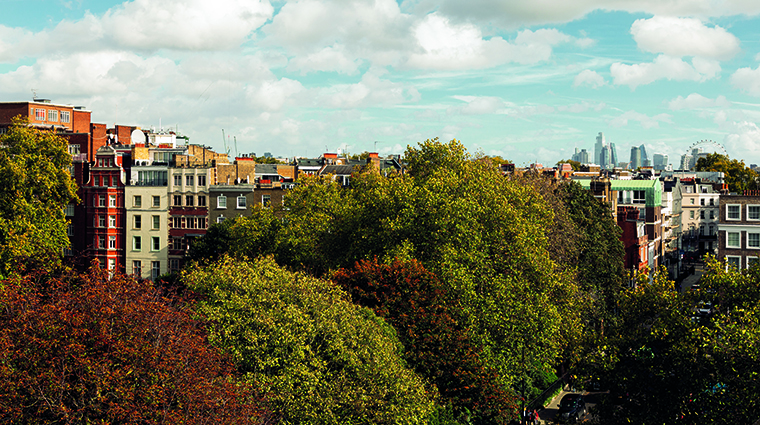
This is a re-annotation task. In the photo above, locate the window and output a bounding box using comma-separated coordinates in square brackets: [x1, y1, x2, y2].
[217, 215, 226, 223]
[185, 195, 194, 207]
[133, 236, 142, 251]
[198, 175, 206, 186]
[690, 198, 695, 205]
[749, 205, 760, 221]
[98, 216, 105, 227]
[108, 258, 116, 271]
[710, 211, 714, 220]
[701, 186, 708, 193]
[109, 215, 116, 228]
[99, 196, 106, 207]
[151, 261, 160, 279]
[133, 260, 142, 276]
[749, 233, 760, 248]
[727, 204, 741, 220]
[186, 217, 196, 229]
[109, 195, 116, 207]
[173, 195, 182, 206]
[67, 224, 74, 236]
[237, 196, 246, 209]
[134, 195, 142, 207]
[633, 190, 645, 204]
[108, 236, 116, 249]
[727, 232, 740, 248]
[198, 196, 206, 207]
[169, 259, 181, 272]
[749, 256, 760, 269]
[48, 110, 58, 122]
[709, 225, 715, 236]
[134, 215, 142, 229]
[700, 225, 705, 236]
[700, 211, 705, 219]
[174, 175, 182, 186]
[98, 236, 105, 249]
[152, 196, 160, 207]
[152, 237, 160, 251]
[262, 194, 271, 208]
[710, 199, 714, 206]
[68, 144, 80, 155]
[690, 211, 694, 219]
[186, 175, 194, 186]
[61, 111, 70, 123]
[173, 217, 182, 228]
[152, 215, 160, 230]
[35, 108, 45, 121]
[172, 237, 183, 250]
[726, 256, 741, 270]
[700, 198, 705, 206]
[217, 196, 227, 209]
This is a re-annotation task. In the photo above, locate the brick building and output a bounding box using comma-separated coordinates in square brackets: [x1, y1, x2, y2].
[718, 192, 760, 269]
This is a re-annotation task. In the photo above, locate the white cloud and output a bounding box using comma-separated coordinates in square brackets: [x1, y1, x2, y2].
[406, 14, 575, 70]
[450, 96, 511, 115]
[610, 55, 720, 89]
[667, 93, 731, 110]
[573, 69, 606, 88]
[630, 16, 740, 60]
[609, 110, 673, 129]
[317, 69, 419, 109]
[417, 0, 760, 30]
[731, 66, 760, 97]
[287, 45, 361, 75]
[557, 101, 606, 113]
[103, 0, 273, 51]
[724, 121, 760, 160]
[245, 78, 305, 111]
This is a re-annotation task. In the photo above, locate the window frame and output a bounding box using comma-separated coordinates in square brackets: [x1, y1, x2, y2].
[152, 196, 160, 208]
[152, 215, 160, 230]
[108, 235, 116, 249]
[217, 195, 227, 209]
[749, 233, 760, 249]
[727, 204, 741, 221]
[133, 236, 142, 251]
[236, 195, 247, 209]
[727, 231, 741, 248]
[748, 205, 760, 221]
[726, 255, 741, 270]
[134, 214, 141, 229]
[151, 236, 160, 252]
[134, 195, 142, 208]
[133, 260, 142, 276]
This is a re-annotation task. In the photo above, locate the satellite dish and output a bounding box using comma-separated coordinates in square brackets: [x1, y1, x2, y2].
[131, 129, 146, 146]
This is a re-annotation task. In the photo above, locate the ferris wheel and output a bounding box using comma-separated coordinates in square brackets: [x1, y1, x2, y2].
[685, 139, 728, 157]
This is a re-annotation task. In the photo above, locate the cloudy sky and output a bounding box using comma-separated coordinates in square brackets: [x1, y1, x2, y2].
[3, 0, 760, 166]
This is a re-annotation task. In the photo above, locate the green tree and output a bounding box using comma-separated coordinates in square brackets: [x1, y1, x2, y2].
[695, 153, 758, 193]
[556, 159, 581, 171]
[190, 139, 588, 419]
[0, 266, 266, 424]
[0, 118, 79, 278]
[332, 258, 517, 424]
[184, 255, 435, 425]
[585, 260, 760, 424]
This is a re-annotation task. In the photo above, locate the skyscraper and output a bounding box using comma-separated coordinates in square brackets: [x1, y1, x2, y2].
[630, 146, 642, 169]
[609, 143, 618, 169]
[653, 153, 668, 170]
[639, 144, 650, 167]
[594, 132, 605, 166]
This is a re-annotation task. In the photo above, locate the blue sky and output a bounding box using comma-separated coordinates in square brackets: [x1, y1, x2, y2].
[3, 0, 760, 166]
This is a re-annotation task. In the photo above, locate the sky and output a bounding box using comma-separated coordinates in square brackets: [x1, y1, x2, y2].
[3, 0, 760, 166]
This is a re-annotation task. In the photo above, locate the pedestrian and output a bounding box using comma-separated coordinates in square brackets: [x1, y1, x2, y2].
[533, 409, 540, 424]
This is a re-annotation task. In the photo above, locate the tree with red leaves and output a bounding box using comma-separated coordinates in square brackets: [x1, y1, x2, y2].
[0, 265, 269, 424]
[331, 257, 517, 424]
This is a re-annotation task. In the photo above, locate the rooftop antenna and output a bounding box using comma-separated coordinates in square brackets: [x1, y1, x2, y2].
[234, 136, 238, 158]
[374, 140, 382, 151]
[31, 89, 37, 100]
[222, 129, 230, 156]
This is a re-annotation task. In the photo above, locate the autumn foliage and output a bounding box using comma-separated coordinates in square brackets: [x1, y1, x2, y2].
[0, 265, 267, 424]
[332, 258, 517, 423]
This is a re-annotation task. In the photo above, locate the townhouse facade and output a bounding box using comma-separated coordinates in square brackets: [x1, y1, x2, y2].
[718, 193, 760, 269]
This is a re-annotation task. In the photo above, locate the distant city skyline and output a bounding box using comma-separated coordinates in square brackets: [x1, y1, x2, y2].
[2, 1, 760, 165]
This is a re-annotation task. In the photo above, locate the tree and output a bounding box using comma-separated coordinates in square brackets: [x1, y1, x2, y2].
[184, 255, 435, 425]
[0, 265, 267, 424]
[695, 153, 758, 193]
[584, 260, 760, 424]
[0, 118, 79, 278]
[556, 159, 581, 171]
[331, 258, 517, 424]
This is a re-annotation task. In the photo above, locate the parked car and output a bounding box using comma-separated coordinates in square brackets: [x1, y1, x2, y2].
[557, 393, 586, 423]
